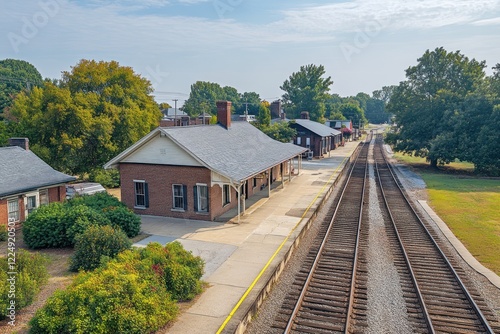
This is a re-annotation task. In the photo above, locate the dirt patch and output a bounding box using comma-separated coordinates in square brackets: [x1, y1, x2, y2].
[106, 187, 121, 200]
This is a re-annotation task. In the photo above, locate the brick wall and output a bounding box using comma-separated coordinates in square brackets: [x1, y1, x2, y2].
[0, 185, 67, 228]
[119, 161, 289, 221]
[0, 199, 7, 227]
[48, 185, 66, 202]
[120, 163, 220, 220]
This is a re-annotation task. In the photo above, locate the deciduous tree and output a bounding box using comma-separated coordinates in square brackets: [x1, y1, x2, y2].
[386, 47, 486, 167]
[0, 59, 43, 116]
[280, 64, 333, 122]
[10, 59, 161, 175]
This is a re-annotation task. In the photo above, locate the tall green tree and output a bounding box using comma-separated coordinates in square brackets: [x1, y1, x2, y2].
[10, 59, 161, 175]
[236, 91, 261, 115]
[386, 47, 486, 167]
[280, 64, 333, 122]
[0, 59, 43, 117]
[182, 81, 224, 116]
[257, 101, 271, 127]
[339, 102, 366, 125]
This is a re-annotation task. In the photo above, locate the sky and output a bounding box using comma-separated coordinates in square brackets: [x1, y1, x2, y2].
[2, 0, 500, 105]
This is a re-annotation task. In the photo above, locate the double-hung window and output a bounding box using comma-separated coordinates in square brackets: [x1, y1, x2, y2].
[7, 198, 19, 222]
[134, 180, 149, 208]
[194, 184, 209, 213]
[172, 184, 187, 210]
[25, 192, 38, 216]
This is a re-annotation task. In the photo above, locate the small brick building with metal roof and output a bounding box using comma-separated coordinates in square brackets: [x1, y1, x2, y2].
[104, 101, 307, 221]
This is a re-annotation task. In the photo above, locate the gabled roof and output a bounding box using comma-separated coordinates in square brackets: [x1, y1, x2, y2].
[290, 119, 341, 137]
[105, 122, 307, 184]
[0, 146, 76, 198]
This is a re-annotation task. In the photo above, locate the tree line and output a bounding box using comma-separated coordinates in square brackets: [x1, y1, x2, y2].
[386, 47, 500, 176]
[0, 59, 391, 177]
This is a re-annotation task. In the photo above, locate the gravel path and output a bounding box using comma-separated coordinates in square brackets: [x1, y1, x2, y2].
[365, 142, 413, 333]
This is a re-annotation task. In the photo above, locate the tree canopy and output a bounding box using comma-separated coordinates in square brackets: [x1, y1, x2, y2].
[280, 64, 333, 122]
[9, 59, 161, 175]
[182, 81, 261, 117]
[0, 59, 43, 117]
[387, 47, 499, 175]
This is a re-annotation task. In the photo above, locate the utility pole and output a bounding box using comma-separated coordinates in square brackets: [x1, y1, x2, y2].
[173, 99, 178, 126]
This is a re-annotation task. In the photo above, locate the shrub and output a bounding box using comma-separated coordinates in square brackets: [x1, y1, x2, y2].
[30, 253, 178, 334]
[89, 168, 121, 188]
[0, 224, 7, 241]
[70, 225, 132, 272]
[23, 203, 112, 249]
[103, 206, 141, 238]
[0, 250, 49, 320]
[23, 203, 70, 248]
[141, 242, 204, 300]
[67, 191, 125, 211]
[64, 205, 110, 245]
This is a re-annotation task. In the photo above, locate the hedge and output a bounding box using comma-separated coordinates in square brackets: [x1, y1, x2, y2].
[29, 264, 177, 334]
[29, 242, 205, 333]
[70, 225, 132, 272]
[23, 192, 141, 249]
[102, 206, 141, 238]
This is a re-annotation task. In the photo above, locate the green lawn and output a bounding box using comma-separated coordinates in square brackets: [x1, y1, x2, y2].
[393, 153, 500, 275]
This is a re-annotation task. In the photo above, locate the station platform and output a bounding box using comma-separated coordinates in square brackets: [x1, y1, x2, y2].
[134, 141, 361, 334]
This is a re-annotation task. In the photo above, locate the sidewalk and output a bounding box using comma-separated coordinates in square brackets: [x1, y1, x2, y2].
[134, 141, 361, 334]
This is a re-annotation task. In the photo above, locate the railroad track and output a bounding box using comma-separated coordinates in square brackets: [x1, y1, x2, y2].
[373, 134, 498, 333]
[269, 132, 499, 333]
[272, 138, 370, 333]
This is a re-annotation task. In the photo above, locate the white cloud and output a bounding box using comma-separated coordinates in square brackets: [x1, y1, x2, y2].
[277, 0, 500, 34]
[471, 16, 500, 25]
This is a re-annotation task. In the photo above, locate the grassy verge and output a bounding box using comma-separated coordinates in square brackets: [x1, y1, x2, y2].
[393, 153, 500, 275]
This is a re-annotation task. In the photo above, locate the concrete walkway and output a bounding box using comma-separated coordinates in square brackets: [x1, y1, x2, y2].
[134, 141, 361, 334]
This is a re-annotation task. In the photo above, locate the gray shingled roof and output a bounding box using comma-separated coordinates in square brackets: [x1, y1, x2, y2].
[291, 119, 341, 137]
[161, 122, 306, 183]
[0, 146, 76, 197]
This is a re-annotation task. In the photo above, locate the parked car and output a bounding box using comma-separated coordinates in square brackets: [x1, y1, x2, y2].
[66, 182, 106, 199]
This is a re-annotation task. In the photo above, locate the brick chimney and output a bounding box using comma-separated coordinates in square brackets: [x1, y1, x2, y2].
[217, 100, 232, 129]
[270, 100, 281, 119]
[9, 137, 29, 151]
[300, 111, 310, 120]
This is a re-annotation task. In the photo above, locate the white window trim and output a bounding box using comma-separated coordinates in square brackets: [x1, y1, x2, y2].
[196, 183, 208, 213]
[134, 180, 147, 209]
[7, 198, 20, 222]
[172, 184, 185, 211]
[24, 192, 39, 218]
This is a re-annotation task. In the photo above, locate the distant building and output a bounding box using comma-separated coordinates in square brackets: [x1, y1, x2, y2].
[160, 108, 211, 127]
[326, 120, 361, 140]
[272, 112, 342, 159]
[0, 138, 76, 228]
[105, 101, 306, 221]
